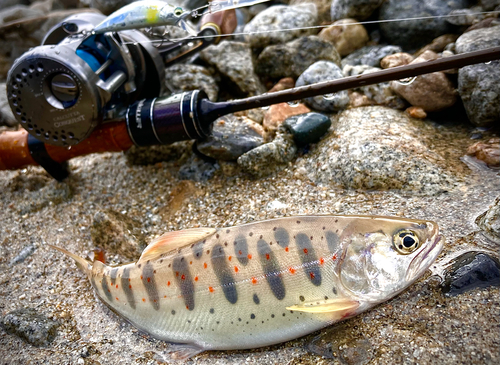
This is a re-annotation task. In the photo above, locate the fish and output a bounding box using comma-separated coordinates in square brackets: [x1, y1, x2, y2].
[50, 215, 443, 359]
[92, 1, 196, 36]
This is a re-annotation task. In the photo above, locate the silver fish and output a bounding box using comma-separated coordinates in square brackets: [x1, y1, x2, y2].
[93, 1, 196, 35]
[51, 215, 443, 359]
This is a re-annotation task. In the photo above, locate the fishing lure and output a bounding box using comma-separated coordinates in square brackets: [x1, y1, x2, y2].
[52, 215, 443, 359]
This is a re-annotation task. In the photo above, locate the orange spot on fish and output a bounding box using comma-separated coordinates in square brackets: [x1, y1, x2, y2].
[289, 267, 296, 274]
[209, 286, 214, 293]
[234, 266, 239, 273]
[129, 285, 132, 289]
[142, 298, 146, 302]
[128, 278, 131, 281]
[285, 247, 289, 252]
[266, 253, 270, 260]
[247, 254, 252, 259]
[181, 274, 186, 280]
[332, 254, 337, 260]
[116, 297, 119, 301]
[319, 257, 325, 265]
[140, 275, 143, 280]
[303, 248, 308, 254]
[175, 272, 179, 277]
[309, 272, 315, 279]
[164, 295, 167, 298]
[147, 277, 151, 283]
[116, 284, 118, 288]
[228, 256, 232, 261]
[186, 305, 189, 310]
[190, 261, 193, 265]
[251, 277, 257, 284]
[238, 250, 242, 255]
[195, 276, 199, 281]
[204, 262, 207, 269]
[154, 299, 157, 303]
[167, 281, 171, 286]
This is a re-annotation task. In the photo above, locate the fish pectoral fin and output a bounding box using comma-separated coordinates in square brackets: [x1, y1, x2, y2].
[286, 298, 359, 314]
[137, 227, 216, 263]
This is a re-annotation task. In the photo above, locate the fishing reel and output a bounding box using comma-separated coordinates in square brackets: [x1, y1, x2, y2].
[7, 12, 166, 147]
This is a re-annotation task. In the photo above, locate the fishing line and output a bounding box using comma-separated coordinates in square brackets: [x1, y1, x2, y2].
[121, 9, 500, 45]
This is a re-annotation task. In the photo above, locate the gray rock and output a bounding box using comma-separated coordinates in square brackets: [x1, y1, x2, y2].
[91, 209, 147, 260]
[0, 82, 17, 127]
[456, 26, 500, 126]
[10, 244, 36, 266]
[297, 107, 461, 193]
[318, 18, 370, 57]
[476, 196, 500, 243]
[480, 0, 500, 10]
[237, 130, 297, 177]
[196, 114, 265, 161]
[243, 4, 318, 49]
[164, 64, 218, 102]
[0, 5, 44, 26]
[331, 0, 384, 21]
[178, 154, 219, 181]
[1, 308, 59, 346]
[283, 112, 331, 146]
[379, 0, 471, 50]
[341, 45, 402, 68]
[446, 7, 485, 26]
[441, 252, 500, 296]
[289, 0, 332, 23]
[296, 61, 349, 112]
[200, 41, 266, 97]
[255, 36, 341, 80]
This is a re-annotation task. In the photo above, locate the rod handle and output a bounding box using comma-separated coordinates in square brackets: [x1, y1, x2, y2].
[200, 9, 237, 39]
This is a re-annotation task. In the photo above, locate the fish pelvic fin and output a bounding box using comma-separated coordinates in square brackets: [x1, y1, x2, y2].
[49, 244, 93, 276]
[138, 227, 216, 264]
[286, 298, 359, 314]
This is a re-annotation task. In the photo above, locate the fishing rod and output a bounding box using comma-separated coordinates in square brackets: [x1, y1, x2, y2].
[1, 45, 498, 180]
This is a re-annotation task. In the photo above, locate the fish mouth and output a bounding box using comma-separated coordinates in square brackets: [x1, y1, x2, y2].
[405, 232, 444, 282]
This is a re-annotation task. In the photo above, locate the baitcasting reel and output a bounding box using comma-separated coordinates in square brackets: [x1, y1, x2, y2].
[7, 12, 166, 147]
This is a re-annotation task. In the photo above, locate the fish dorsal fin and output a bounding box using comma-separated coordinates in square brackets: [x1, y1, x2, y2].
[286, 298, 359, 314]
[138, 227, 216, 264]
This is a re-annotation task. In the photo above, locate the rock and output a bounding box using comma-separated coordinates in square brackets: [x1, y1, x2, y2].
[0, 5, 44, 26]
[90, 209, 146, 260]
[200, 41, 266, 97]
[378, 0, 470, 50]
[414, 34, 459, 57]
[380, 52, 414, 69]
[263, 103, 311, 137]
[446, 7, 485, 26]
[0, 82, 17, 127]
[178, 154, 219, 181]
[341, 45, 402, 68]
[10, 244, 36, 266]
[480, 0, 500, 10]
[390, 51, 457, 112]
[330, 0, 384, 21]
[289, 0, 331, 23]
[464, 17, 500, 33]
[318, 18, 369, 57]
[456, 26, 500, 126]
[243, 4, 318, 49]
[268, 77, 295, 93]
[164, 64, 218, 102]
[283, 112, 331, 146]
[233, 107, 266, 125]
[296, 107, 460, 193]
[0, 0, 29, 9]
[348, 91, 376, 108]
[441, 252, 500, 296]
[466, 138, 500, 168]
[237, 130, 297, 177]
[256, 35, 341, 80]
[476, 196, 500, 243]
[296, 61, 349, 112]
[406, 106, 427, 119]
[196, 115, 266, 161]
[1, 308, 59, 346]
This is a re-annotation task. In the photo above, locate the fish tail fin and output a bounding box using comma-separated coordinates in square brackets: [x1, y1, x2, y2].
[49, 244, 93, 276]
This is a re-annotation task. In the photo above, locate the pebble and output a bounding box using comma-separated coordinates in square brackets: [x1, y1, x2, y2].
[255, 35, 341, 80]
[90, 209, 147, 260]
[330, 0, 384, 21]
[268, 77, 295, 93]
[455, 25, 500, 127]
[318, 18, 369, 57]
[296, 61, 349, 112]
[480, 0, 500, 10]
[390, 51, 457, 112]
[380, 53, 414, 69]
[262, 103, 311, 137]
[200, 41, 266, 97]
[196, 115, 266, 160]
[237, 129, 297, 177]
[0, 82, 17, 126]
[441, 252, 500, 296]
[378, 0, 470, 50]
[289, 0, 332, 23]
[10, 244, 36, 266]
[476, 196, 500, 243]
[1, 308, 59, 346]
[164, 64, 218, 101]
[405, 106, 427, 119]
[466, 138, 500, 168]
[296, 107, 460, 193]
[414, 34, 459, 57]
[243, 4, 318, 49]
[340, 45, 403, 68]
[283, 112, 331, 146]
[446, 7, 485, 27]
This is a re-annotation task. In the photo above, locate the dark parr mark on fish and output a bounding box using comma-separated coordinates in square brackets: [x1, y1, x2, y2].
[274, 227, 289, 248]
[326, 231, 339, 253]
[121, 267, 136, 309]
[211, 244, 238, 304]
[192, 241, 204, 260]
[296, 233, 322, 286]
[142, 262, 160, 310]
[172, 256, 195, 311]
[100, 276, 113, 302]
[234, 235, 249, 265]
[257, 239, 285, 300]
[253, 293, 260, 305]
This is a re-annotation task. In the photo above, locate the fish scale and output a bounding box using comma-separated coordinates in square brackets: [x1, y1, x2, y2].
[51, 215, 443, 358]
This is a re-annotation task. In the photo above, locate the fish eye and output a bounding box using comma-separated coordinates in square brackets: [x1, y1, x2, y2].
[174, 7, 183, 16]
[393, 230, 420, 254]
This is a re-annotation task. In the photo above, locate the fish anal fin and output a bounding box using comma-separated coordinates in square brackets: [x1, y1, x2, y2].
[286, 298, 359, 314]
[138, 228, 216, 264]
[159, 343, 205, 361]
